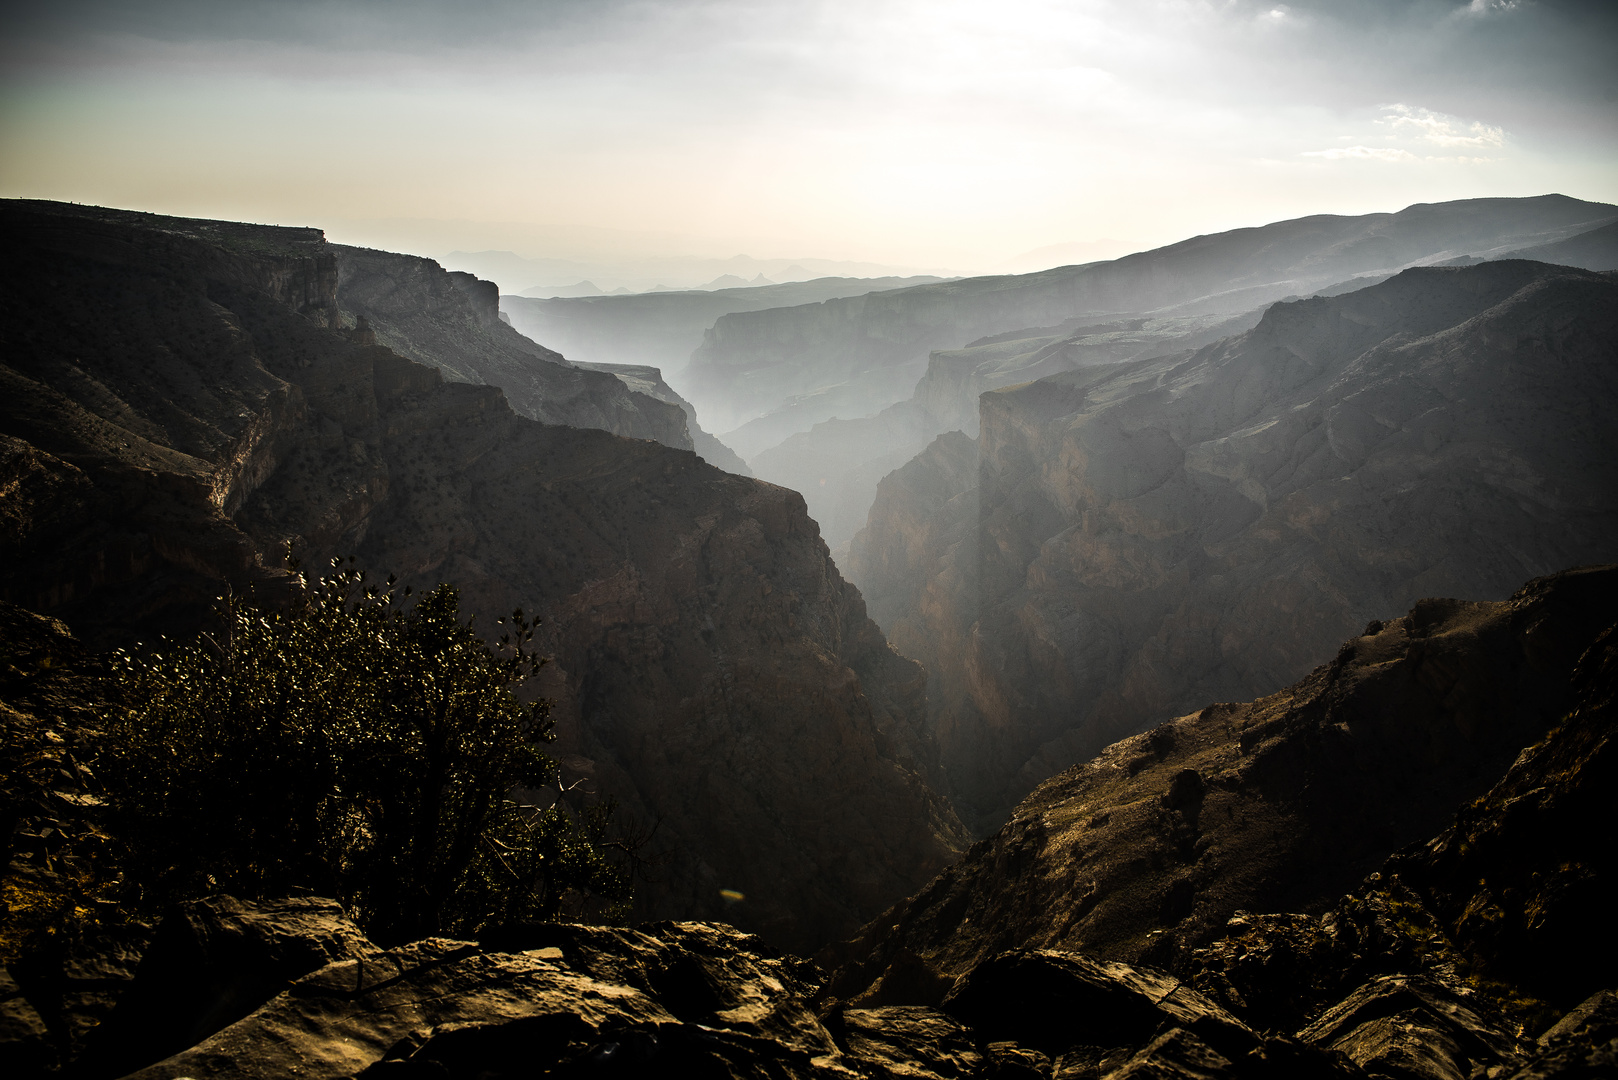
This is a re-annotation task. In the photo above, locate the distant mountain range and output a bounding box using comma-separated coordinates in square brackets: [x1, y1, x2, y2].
[680, 194, 1617, 550]
[499, 274, 951, 382]
[441, 249, 955, 296]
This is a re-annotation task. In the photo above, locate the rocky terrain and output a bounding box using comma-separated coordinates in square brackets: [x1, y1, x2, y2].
[824, 565, 1617, 994]
[846, 259, 1618, 828]
[682, 196, 1616, 463]
[332, 246, 691, 448]
[0, 199, 965, 951]
[4, 566, 1613, 1079]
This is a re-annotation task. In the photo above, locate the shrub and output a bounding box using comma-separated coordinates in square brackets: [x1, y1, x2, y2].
[104, 563, 627, 942]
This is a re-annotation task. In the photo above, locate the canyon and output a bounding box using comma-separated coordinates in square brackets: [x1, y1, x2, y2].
[0, 199, 964, 953]
[3, 194, 1617, 1080]
[846, 259, 1618, 829]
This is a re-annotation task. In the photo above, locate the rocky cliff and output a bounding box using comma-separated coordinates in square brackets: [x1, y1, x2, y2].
[0, 199, 964, 952]
[753, 310, 1263, 551]
[684, 196, 1616, 462]
[332, 246, 691, 448]
[847, 260, 1618, 828]
[573, 360, 751, 474]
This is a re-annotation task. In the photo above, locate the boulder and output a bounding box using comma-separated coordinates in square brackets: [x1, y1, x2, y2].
[1299, 976, 1527, 1080]
[939, 949, 1257, 1063]
[77, 895, 381, 1078]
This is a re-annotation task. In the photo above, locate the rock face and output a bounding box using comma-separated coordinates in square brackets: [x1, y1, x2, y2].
[574, 360, 751, 474]
[332, 246, 692, 448]
[822, 566, 1618, 1006]
[752, 313, 1268, 551]
[0, 199, 964, 952]
[684, 196, 1616, 456]
[848, 260, 1618, 827]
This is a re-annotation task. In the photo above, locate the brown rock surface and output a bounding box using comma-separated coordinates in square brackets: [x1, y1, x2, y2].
[0, 199, 964, 952]
[849, 260, 1618, 827]
[823, 566, 1618, 1004]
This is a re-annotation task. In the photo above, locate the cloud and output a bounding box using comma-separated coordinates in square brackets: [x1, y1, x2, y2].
[1465, 0, 1521, 16]
[1301, 146, 1418, 162]
[1380, 104, 1505, 148]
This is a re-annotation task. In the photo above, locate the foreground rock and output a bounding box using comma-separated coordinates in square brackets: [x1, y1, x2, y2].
[12, 892, 1608, 1079]
[0, 199, 964, 950]
[848, 260, 1618, 828]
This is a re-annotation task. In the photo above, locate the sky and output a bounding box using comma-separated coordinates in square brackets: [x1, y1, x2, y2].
[2, 0, 1615, 275]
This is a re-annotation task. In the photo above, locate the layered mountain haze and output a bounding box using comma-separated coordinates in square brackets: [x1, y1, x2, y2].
[0, 199, 965, 951]
[667, 196, 1615, 552]
[8, 0, 1618, 1070]
[846, 258, 1618, 830]
[683, 195, 1615, 442]
[500, 275, 949, 386]
[753, 310, 1269, 550]
[570, 361, 751, 475]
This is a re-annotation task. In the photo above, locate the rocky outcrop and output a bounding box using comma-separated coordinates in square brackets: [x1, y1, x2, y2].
[850, 260, 1618, 827]
[822, 567, 1617, 1007]
[15, 886, 1615, 1078]
[0, 199, 964, 952]
[574, 360, 751, 474]
[684, 196, 1616, 457]
[332, 246, 691, 448]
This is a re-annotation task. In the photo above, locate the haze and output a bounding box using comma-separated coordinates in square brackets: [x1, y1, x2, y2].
[3, 0, 1615, 275]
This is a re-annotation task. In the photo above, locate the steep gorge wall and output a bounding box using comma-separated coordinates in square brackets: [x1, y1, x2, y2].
[0, 200, 965, 951]
[753, 310, 1262, 551]
[849, 260, 1618, 830]
[333, 246, 691, 449]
